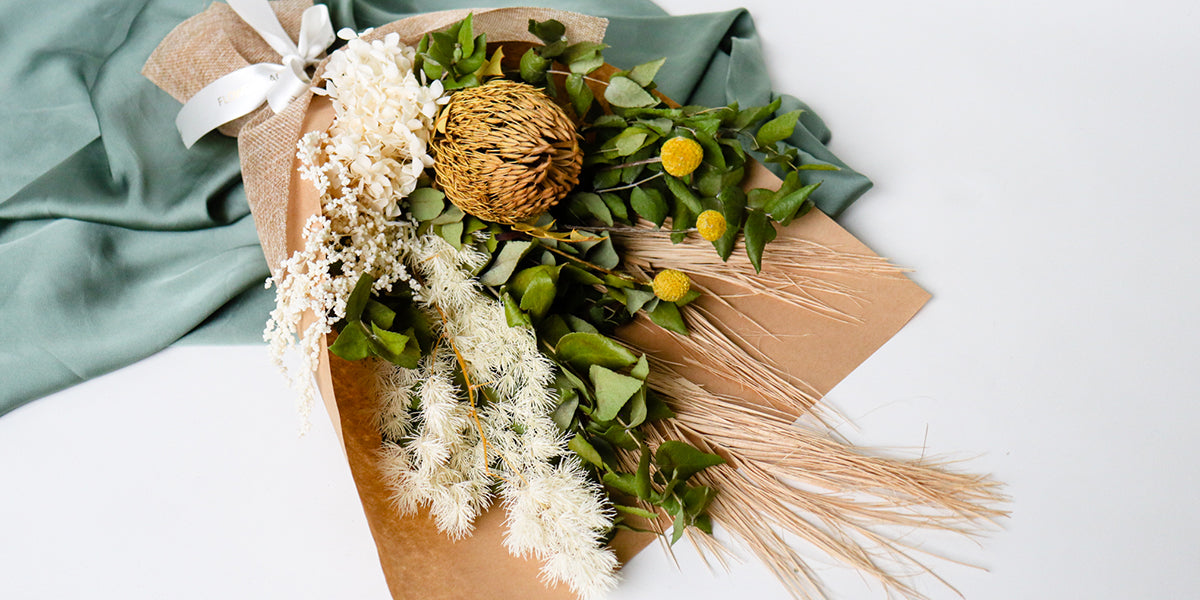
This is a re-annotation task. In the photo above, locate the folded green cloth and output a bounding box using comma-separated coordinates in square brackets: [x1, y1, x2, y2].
[0, 0, 870, 415]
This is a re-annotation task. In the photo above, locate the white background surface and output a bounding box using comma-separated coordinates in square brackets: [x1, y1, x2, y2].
[3, 0, 1199, 598]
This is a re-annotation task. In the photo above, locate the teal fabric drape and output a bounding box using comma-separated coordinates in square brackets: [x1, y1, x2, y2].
[0, 0, 871, 415]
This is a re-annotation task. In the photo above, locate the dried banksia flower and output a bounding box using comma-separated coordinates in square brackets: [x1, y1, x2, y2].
[432, 80, 583, 223]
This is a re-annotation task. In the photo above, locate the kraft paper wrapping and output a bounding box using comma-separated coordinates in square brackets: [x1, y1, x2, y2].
[295, 98, 928, 600]
[147, 5, 930, 598]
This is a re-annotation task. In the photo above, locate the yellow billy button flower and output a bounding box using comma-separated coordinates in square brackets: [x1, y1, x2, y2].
[695, 209, 727, 241]
[652, 269, 691, 302]
[660, 137, 703, 177]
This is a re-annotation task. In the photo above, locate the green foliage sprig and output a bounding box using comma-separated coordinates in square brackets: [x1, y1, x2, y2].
[414, 14, 504, 90]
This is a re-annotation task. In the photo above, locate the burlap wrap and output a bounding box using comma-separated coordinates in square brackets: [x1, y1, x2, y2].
[143, 2, 607, 276]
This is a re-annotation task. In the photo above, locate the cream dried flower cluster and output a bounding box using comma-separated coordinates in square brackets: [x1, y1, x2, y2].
[375, 236, 618, 599]
[319, 29, 448, 217]
[264, 30, 444, 428]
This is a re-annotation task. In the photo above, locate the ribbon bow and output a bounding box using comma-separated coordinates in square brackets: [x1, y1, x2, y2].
[175, 0, 335, 148]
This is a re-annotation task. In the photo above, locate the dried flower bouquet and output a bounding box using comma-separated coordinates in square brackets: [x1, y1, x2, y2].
[145, 3, 1006, 599]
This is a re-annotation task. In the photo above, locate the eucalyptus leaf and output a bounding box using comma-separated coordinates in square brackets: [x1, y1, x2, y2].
[565, 315, 599, 334]
[614, 504, 659, 520]
[627, 389, 648, 427]
[561, 264, 604, 286]
[746, 187, 775, 210]
[664, 175, 703, 215]
[369, 324, 420, 368]
[569, 192, 611, 226]
[627, 57, 666, 87]
[590, 365, 645, 422]
[551, 394, 579, 430]
[408, 187, 445, 221]
[511, 265, 558, 318]
[538, 314, 573, 348]
[431, 204, 464, 225]
[364, 300, 396, 329]
[441, 221, 465, 250]
[345, 273, 374, 321]
[565, 72, 594, 118]
[528, 18, 566, 45]
[604, 76, 657, 109]
[743, 209, 777, 273]
[755, 110, 803, 148]
[586, 236, 620, 270]
[519, 48, 549, 83]
[602, 472, 638, 497]
[556, 332, 638, 371]
[328, 322, 371, 361]
[502, 292, 532, 328]
[669, 515, 688, 545]
[479, 240, 533, 286]
[600, 192, 628, 223]
[649, 300, 688, 335]
[655, 441, 725, 482]
[714, 185, 747, 261]
[635, 446, 653, 499]
[630, 186, 668, 227]
[732, 97, 781, 130]
[765, 182, 820, 226]
[613, 128, 650, 157]
[630, 354, 650, 380]
[683, 484, 717, 517]
[622, 288, 656, 315]
[569, 434, 604, 468]
[694, 131, 725, 170]
[457, 14, 475, 57]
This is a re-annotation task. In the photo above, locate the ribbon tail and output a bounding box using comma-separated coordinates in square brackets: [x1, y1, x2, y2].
[297, 4, 335, 61]
[227, 0, 299, 58]
[175, 63, 282, 148]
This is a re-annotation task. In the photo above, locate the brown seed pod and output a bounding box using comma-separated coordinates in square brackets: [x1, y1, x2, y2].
[431, 80, 583, 224]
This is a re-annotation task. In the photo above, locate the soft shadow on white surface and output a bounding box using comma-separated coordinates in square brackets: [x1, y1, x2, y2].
[4, 0, 1200, 598]
[0, 346, 391, 599]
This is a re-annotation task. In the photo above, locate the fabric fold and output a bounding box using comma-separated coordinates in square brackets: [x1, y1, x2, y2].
[0, 0, 873, 416]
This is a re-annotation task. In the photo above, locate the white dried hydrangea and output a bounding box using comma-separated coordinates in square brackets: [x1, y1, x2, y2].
[317, 29, 448, 217]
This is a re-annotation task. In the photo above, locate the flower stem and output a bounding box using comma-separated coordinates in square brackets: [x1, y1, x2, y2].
[594, 172, 664, 193]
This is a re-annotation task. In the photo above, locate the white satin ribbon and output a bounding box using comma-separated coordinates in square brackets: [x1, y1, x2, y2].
[175, 0, 335, 148]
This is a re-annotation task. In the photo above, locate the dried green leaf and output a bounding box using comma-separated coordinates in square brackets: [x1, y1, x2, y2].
[569, 434, 604, 468]
[765, 182, 820, 226]
[519, 48, 549, 83]
[627, 57, 666, 87]
[511, 265, 557, 318]
[344, 273, 374, 321]
[649, 300, 688, 335]
[630, 186, 668, 227]
[655, 441, 725, 482]
[732, 97, 781, 131]
[743, 209, 776, 273]
[604, 76, 657, 108]
[328, 323, 371, 361]
[590, 365, 645, 422]
[664, 175, 703, 215]
[755, 109, 803, 148]
[408, 187, 445, 221]
[555, 332, 638, 371]
[502, 292, 532, 328]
